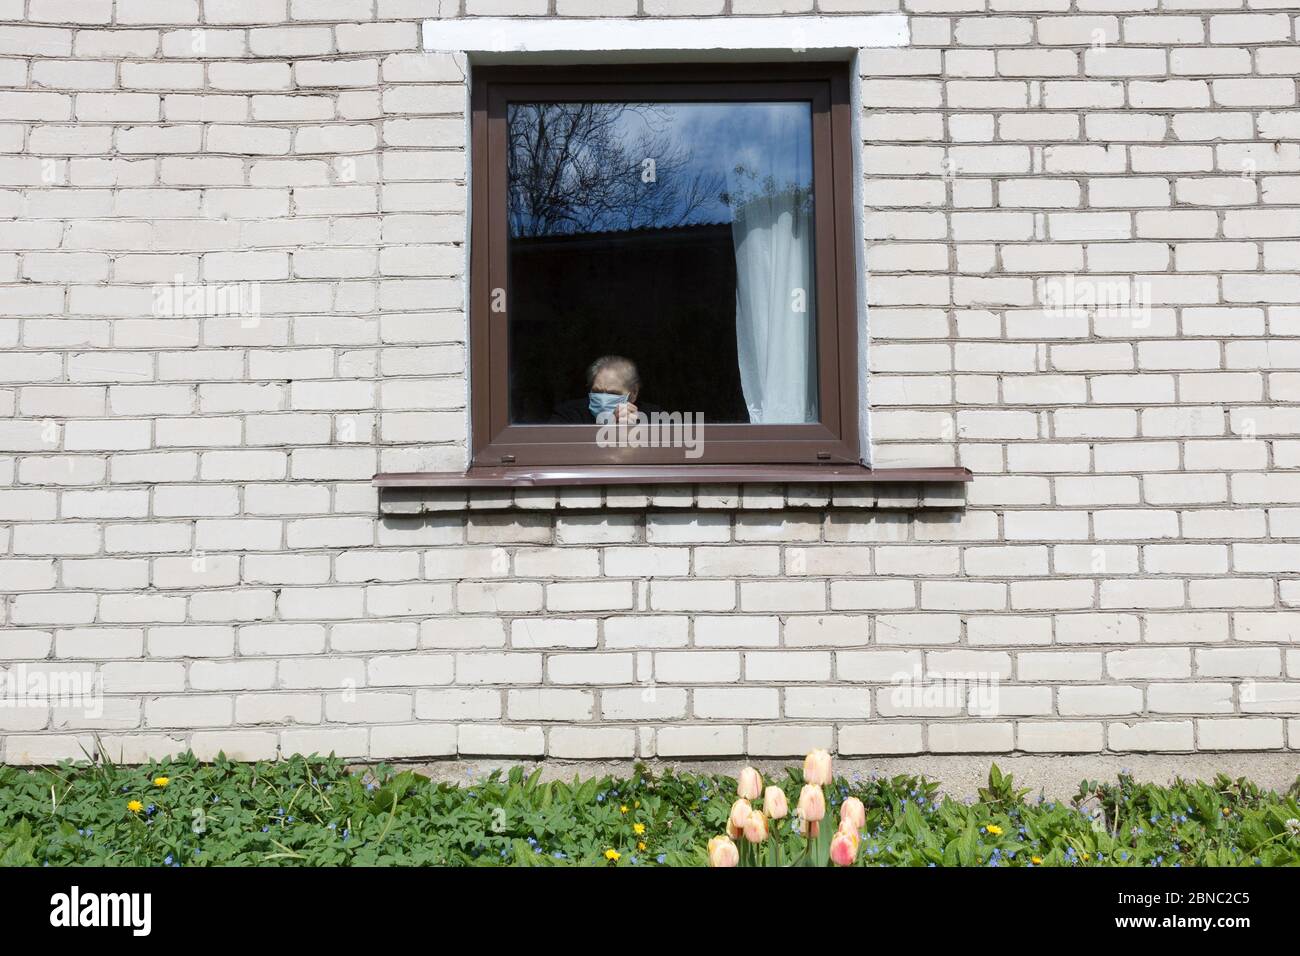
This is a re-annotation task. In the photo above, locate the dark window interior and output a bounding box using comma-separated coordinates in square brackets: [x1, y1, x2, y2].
[508, 223, 746, 423]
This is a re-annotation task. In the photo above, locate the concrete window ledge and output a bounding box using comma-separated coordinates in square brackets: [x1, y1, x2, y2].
[375, 466, 970, 515]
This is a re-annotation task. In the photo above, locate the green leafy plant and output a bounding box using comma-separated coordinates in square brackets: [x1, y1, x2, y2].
[1, 753, 1297, 867]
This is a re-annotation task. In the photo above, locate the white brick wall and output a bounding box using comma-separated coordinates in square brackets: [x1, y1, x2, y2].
[0, 2, 1297, 765]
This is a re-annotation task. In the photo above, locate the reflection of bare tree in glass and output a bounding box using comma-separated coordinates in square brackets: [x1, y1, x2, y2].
[721, 163, 814, 218]
[508, 103, 724, 237]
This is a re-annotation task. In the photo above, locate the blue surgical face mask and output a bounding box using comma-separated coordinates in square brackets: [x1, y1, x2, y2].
[588, 391, 628, 421]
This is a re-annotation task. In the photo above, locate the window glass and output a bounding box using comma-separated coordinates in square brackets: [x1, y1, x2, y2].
[505, 100, 818, 427]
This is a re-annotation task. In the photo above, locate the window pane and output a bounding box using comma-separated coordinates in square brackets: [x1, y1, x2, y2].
[506, 100, 818, 426]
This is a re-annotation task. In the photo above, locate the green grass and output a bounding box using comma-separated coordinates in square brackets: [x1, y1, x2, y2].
[1, 752, 1298, 866]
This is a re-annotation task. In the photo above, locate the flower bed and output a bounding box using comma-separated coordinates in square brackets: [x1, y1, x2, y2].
[1, 752, 1297, 867]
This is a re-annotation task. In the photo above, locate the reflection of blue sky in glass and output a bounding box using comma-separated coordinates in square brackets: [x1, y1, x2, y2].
[508, 100, 812, 236]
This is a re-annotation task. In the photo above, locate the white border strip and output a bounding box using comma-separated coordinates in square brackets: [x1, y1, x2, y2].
[423, 15, 908, 53]
[849, 49, 871, 467]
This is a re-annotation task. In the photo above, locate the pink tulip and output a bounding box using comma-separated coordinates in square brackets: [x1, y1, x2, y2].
[729, 798, 752, 834]
[829, 829, 860, 867]
[839, 796, 866, 833]
[764, 785, 789, 820]
[803, 748, 833, 786]
[737, 766, 763, 801]
[797, 783, 825, 823]
[743, 809, 768, 844]
[708, 835, 739, 868]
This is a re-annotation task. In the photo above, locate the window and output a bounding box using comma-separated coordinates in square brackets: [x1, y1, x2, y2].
[470, 63, 859, 468]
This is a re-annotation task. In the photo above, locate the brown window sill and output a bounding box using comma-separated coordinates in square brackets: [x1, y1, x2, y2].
[373, 464, 972, 489]
[373, 465, 971, 515]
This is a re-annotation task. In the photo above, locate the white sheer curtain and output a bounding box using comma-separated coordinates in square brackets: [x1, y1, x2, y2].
[731, 190, 817, 424]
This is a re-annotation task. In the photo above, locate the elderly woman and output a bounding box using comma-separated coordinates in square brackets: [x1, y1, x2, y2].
[548, 355, 661, 424]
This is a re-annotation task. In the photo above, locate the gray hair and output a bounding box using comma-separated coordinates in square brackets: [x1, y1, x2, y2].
[585, 355, 640, 393]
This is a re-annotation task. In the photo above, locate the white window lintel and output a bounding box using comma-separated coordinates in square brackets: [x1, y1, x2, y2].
[422, 15, 909, 55]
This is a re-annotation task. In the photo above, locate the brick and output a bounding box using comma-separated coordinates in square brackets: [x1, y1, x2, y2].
[1196, 718, 1284, 750]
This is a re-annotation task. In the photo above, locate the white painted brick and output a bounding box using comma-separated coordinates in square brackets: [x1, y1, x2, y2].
[548, 726, 634, 759]
[930, 722, 1014, 753]
[694, 687, 779, 720]
[371, 724, 456, 759]
[1, 2, 1296, 766]
[457, 724, 544, 757]
[1196, 718, 1284, 750]
[1016, 718, 1107, 753]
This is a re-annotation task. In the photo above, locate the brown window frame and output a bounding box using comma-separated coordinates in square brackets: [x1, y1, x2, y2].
[469, 61, 860, 468]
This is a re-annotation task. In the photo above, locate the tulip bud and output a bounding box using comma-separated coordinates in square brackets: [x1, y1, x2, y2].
[729, 798, 752, 834]
[829, 829, 860, 867]
[797, 783, 825, 823]
[763, 785, 788, 820]
[736, 766, 763, 801]
[803, 748, 833, 786]
[743, 809, 768, 844]
[708, 835, 740, 868]
[839, 796, 866, 833]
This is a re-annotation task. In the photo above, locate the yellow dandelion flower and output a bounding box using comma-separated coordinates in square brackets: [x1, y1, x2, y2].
[637, 841, 647, 851]
[1082, 853, 1090, 862]
[1031, 856, 1042, 865]
[986, 824, 1003, 836]
[632, 822, 646, 835]
[127, 800, 144, 814]
[153, 776, 170, 788]
[620, 805, 628, 814]
[1222, 807, 1231, 816]
[604, 849, 620, 861]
